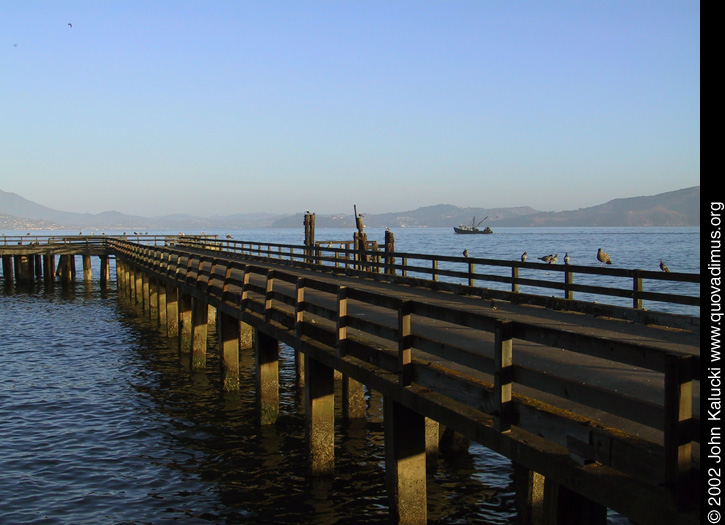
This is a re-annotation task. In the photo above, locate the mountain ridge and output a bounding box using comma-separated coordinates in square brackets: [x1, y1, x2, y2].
[0, 186, 700, 230]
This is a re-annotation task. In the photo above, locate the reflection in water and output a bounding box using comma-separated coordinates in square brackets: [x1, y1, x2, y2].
[2, 276, 517, 523]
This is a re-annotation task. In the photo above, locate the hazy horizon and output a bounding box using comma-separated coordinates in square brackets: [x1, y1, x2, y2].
[2, 2, 700, 217]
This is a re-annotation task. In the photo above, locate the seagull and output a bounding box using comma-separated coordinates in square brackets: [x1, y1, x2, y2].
[660, 260, 670, 272]
[538, 254, 554, 263]
[597, 248, 612, 267]
[463, 249, 469, 258]
[564, 252, 570, 265]
[521, 251, 527, 263]
[548, 254, 558, 264]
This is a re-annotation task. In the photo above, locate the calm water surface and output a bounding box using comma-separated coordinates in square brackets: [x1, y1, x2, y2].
[0, 227, 699, 523]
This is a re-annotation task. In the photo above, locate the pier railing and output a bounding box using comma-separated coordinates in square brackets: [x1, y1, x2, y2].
[174, 236, 700, 328]
[0, 233, 700, 326]
[110, 239, 699, 516]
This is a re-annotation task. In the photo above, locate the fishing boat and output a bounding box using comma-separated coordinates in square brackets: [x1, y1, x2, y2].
[453, 216, 493, 234]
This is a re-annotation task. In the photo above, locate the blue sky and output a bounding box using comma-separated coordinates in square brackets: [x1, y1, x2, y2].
[1, 1, 700, 217]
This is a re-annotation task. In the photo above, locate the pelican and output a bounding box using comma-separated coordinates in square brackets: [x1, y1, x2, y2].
[660, 260, 670, 272]
[521, 251, 527, 263]
[564, 252, 570, 265]
[597, 248, 612, 266]
[463, 249, 469, 258]
[538, 254, 554, 263]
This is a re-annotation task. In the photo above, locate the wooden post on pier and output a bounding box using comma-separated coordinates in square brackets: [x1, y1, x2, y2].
[191, 298, 208, 369]
[342, 376, 366, 421]
[384, 396, 427, 524]
[116, 260, 124, 294]
[304, 212, 315, 263]
[34, 254, 42, 279]
[2, 255, 12, 282]
[166, 283, 179, 337]
[511, 464, 546, 524]
[149, 277, 159, 322]
[178, 292, 193, 354]
[384, 229, 395, 275]
[219, 312, 240, 391]
[305, 354, 335, 475]
[57, 255, 73, 283]
[134, 266, 143, 303]
[142, 273, 150, 311]
[82, 254, 92, 282]
[100, 255, 110, 287]
[157, 279, 167, 327]
[353, 205, 368, 270]
[255, 329, 279, 425]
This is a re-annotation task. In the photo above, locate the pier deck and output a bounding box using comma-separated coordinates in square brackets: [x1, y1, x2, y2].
[1, 235, 700, 524]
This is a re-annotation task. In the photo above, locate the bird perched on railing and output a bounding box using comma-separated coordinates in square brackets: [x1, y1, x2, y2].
[564, 252, 570, 265]
[539, 254, 556, 263]
[660, 260, 670, 272]
[521, 251, 527, 263]
[463, 249, 469, 258]
[597, 248, 612, 266]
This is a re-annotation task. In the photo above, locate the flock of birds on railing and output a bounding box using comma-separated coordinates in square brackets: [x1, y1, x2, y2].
[463, 247, 671, 272]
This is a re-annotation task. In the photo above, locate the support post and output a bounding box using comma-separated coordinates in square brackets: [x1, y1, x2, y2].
[494, 319, 514, 432]
[511, 463, 546, 524]
[149, 277, 159, 321]
[219, 312, 241, 391]
[191, 298, 208, 369]
[398, 300, 413, 386]
[305, 354, 335, 475]
[342, 376, 366, 421]
[384, 396, 427, 524]
[43, 254, 55, 285]
[166, 283, 178, 337]
[82, 254, 92, 282]
[157, 279, 167, 327]
[255, 329, 279, 425]
[178, 292, 193, 354]
[665, 354, 694, 508]
[2, 255, 13, 282]
[100, 255, 110, 287]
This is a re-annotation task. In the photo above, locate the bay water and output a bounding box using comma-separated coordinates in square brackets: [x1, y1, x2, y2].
[0, 227, 699, 523]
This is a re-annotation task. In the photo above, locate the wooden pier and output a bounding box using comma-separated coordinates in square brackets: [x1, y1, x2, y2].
[0, 234, 700, 524]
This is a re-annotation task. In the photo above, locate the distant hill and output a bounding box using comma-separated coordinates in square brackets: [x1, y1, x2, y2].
[0, 186, 700, 230]
[495, 186, 700, 227]
[269, 204, 538, 228]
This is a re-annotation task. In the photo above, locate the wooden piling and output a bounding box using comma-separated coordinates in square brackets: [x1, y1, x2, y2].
[100, 255, 110, 286]
[149, 277, 159, 321]
[166, 283, 179, 337]
[219, 312, 241, 391]
[304, 354, 335, 476]
[342, 376, 366, 421]
[82, 254, 92, 281]
[255, 328, 279, 425]
[384, 396, 427, 524]
[157, 280, 167, 327]
[2, 255, 12, 282]
[178, 292, 193, 354]
[254, 329, 279, 425]
[191, 298, 208, 369]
